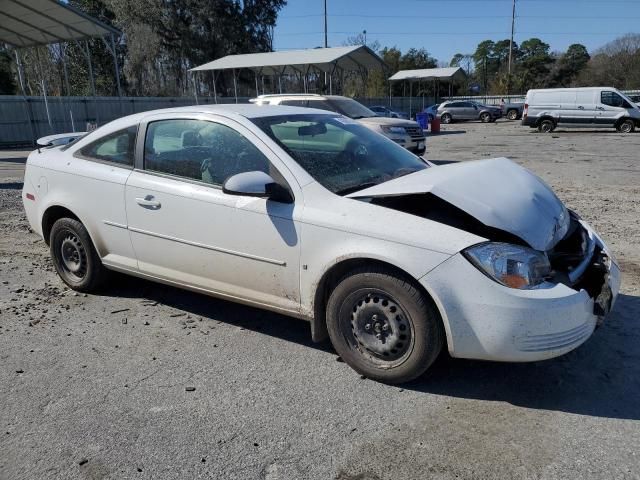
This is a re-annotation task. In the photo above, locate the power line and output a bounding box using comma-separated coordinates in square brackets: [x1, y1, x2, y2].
[280, 14, 640, 19]
[277, 31, 633, 36]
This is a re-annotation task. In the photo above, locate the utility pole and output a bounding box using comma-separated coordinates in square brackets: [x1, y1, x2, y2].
[324, 0, 328, 48]
[507, 0, 516, 95]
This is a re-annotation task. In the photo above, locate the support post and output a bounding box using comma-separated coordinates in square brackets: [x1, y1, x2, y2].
[232, 69, 238, 103]
[14, 49, 37, 144]
[255, 70, 259, 97]
[212, 71, 218, 104]
[409, 81, 412, 120]
[192, 72, 199, 105]
[34, 47, 53, 133]
[80, 40, 99, 125]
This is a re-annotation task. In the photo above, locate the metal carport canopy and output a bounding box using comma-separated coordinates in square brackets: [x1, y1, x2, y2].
[190, 45, 387, 75]
[0, 0, 120, 47]
[388, 67, 466, 82]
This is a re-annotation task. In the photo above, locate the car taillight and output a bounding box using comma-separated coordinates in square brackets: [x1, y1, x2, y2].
[523, 103, 528, 118]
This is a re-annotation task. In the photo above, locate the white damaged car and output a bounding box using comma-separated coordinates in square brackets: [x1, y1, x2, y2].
[22, 105, 621, 383]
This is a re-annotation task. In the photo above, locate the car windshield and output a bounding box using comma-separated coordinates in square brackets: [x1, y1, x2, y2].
[252, 114, 429, 195]
[328, 98, 377, 119]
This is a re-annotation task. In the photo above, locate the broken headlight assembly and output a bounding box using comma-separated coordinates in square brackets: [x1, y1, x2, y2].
[463, 242, 551, 289]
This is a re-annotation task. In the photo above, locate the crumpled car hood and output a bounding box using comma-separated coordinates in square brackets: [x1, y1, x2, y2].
[347, 158, 569, 251]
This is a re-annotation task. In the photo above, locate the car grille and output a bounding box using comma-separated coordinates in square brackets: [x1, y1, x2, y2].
[515, 321, 593, 352]
[405, 126, 425, 139]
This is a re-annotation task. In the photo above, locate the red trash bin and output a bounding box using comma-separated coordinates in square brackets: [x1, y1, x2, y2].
[431, 116, 440, 133]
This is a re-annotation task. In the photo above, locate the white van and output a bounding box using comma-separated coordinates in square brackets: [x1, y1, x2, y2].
[522, 87, 640, 133]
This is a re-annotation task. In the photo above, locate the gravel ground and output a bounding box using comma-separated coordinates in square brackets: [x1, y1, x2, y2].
[1, 121, 639, 480]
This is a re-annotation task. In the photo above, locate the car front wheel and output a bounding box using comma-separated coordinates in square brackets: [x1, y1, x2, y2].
[617, 119, 635, 133]
[440, 113, 452, 124]
[480, 112, 491, 123]
[50, 217, 108, 292]
[326, 266, 444, 384]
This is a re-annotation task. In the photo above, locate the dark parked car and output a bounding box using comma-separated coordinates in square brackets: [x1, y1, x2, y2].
[502, 102, 525, 120]
[437, 101, 502, 124]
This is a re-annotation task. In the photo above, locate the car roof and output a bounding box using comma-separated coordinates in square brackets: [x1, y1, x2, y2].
[68, 103, 339, 148]
[255, 94, 358, 102]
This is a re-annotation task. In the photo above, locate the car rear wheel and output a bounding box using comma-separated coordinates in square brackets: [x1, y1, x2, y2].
[538, 119, 555, 133]
[617, 119, 635, 134]
[50, 218, 108, 292]
[326, 266, 444, 384]
[440, 113, 452, 124]
[507, 109, 519, 120]
[480, 112, 491, 123]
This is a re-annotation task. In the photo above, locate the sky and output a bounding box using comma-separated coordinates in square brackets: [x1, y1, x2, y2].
[273, 0, 640, 63]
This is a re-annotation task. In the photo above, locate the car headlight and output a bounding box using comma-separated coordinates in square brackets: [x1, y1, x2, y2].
[381, 126, 406, 135]
[463, 242, 551, 289]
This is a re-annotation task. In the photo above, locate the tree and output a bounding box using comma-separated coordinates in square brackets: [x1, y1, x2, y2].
[547, 44, 590, 87]
[577, 34, 640, 89]
[0, 48, 17, 94]
[515, 38, 554, 90]
[399, 48, 437, 70]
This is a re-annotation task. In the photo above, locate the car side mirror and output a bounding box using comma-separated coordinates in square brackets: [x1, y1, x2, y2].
[223, 171, 293, 203]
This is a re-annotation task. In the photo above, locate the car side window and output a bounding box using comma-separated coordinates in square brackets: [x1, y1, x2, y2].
[307, 100, 336, 112]
[144, 119, 271, 186]
[78, 126, 137, 167]
[601, 91, 625, 108]
[280, 99, 308, 107]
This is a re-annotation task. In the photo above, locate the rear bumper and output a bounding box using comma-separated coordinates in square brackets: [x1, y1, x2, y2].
[420, 226, 620, 362]
[521, 115, 538, 127]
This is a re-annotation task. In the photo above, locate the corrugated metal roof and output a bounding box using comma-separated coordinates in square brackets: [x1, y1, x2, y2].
[190, 45, 387, 75]
[0, 0, 120, 47]
[389, 67, 466, 81]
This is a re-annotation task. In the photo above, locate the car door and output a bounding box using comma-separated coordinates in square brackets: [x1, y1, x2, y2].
[597, 90, 629, 126]
[572, 90, 596, 125]
[124, 114, 302, 313]
[460, 102, 476, 120]
[70, 126, 139, 271]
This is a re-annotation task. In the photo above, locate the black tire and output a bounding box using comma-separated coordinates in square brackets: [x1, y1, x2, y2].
[440, 113, 452, 124]
[326, 266, 444, 384]
[507, 109, 519, 121]
[49, 218, 108, 292]
[538, 119, 555, 133]
[617, 119, 635, 134]
[480, 112, 491, 123]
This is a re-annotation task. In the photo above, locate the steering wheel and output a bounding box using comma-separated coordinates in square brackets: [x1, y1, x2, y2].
[342, 137, 369, 162]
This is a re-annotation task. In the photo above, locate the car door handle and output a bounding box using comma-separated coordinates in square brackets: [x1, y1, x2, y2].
[596, 106, 605, 110]
[577, 106, 584, 110]
[135, 195, 161, 209]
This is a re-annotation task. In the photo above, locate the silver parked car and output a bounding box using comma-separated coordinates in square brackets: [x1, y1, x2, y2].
[438, 101, 502, 124]
[369, 105, 409, 119]
[252, 94, 426, 154]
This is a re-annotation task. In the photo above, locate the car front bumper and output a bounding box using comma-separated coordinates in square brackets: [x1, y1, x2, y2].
[420, 229, 621, 362]
[384, 134, 426, 154]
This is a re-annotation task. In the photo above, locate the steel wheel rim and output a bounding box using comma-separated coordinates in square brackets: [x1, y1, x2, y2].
[340, 289, 415, 367]
[541, 122, 553, 133]
[508, 111, 517, 120]
[59, 231, 88, 282]
[621, 122, 632, 133]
